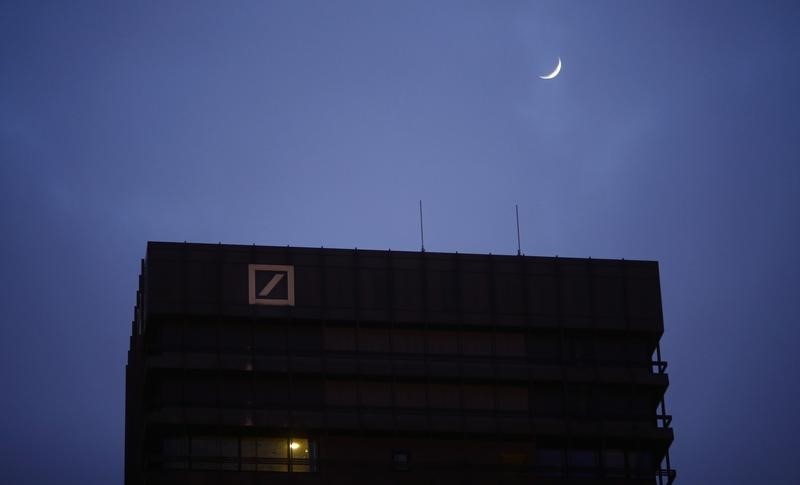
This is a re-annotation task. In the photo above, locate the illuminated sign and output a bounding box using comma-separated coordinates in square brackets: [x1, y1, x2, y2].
[248, 264, 294, 306]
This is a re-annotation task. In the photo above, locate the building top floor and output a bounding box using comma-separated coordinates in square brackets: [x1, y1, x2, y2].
[140, 241, 664, 334]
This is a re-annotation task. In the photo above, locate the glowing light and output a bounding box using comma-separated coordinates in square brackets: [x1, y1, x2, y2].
[290, 442, 300, 450]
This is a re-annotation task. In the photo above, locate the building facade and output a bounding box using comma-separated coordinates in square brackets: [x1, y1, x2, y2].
[125, 242, 675, 484]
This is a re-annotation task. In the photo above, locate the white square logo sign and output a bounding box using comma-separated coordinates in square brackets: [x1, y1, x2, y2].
[248, 264, 295, 306]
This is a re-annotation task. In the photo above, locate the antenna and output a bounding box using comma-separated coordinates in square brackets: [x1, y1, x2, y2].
[515, 204, 522, 256]
[419, 200, 425, 252]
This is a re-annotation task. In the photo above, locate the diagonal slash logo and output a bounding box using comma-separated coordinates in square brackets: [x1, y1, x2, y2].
[248, 264, 294, 306]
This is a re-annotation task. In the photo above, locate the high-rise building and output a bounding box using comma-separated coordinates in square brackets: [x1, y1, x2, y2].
[125, 242, 676, 484]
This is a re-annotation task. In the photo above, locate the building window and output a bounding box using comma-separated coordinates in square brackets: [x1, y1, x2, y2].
[568, 449, 598, 477]
[428, 383, 460, 409]
[358, 327, 390, 353]
[191, 437, 220, 470]
[162, 437, 188, 469]
[461, 331, 492, 356]
[535, 448, 563, 476]
[496, 386, 529, 411]
[629, 450, 655, 478]
[220, 438, 238, 471]
[392, 329, 425, 354]
[531, 385, 563, 417]
[426, 331, 459, 355]
[604, 449, 626, 478]
[163, 436, 316, 473]
[251, 437, 288, 472]
[290, 438, 314, 472]
[393, 450, 410, 471]
[183, 321, 217, 353]
[323, 326, 356, 352]
[360, 381, 393, 407]
[394, 382, 427, 408]
[494, 332, 526, 357]
[462, 384, 494, 410]
[153, 321, 182, 353]
[325, 380, 358, 406]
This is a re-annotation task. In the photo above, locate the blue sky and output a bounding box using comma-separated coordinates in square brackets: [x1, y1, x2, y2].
[1, 1, 799, 483]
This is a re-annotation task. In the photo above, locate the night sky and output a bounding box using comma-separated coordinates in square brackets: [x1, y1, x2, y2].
[2, 2, 799, 483]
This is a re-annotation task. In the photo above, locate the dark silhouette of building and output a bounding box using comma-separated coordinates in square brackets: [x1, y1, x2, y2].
[125, 242, 676, 484]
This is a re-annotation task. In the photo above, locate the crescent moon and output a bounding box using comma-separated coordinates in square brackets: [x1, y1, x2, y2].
[539, 57, 562, 80]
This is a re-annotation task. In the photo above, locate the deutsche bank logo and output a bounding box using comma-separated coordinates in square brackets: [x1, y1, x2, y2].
[248, 264, 295, 306]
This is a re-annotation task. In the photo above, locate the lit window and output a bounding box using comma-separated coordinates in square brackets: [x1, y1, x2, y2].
[256, 437, 288, 472]
[167, 435, 316, 473]
[290, 438, 314, 472]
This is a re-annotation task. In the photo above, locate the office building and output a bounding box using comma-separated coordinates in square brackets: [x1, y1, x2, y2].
[125, 242, 676, 484]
